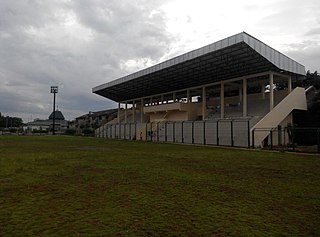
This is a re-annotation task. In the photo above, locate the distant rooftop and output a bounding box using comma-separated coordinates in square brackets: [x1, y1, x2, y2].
[49, 110, 65, 120]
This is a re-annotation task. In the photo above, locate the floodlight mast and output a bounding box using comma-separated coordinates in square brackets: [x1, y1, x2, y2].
[50, 86, 58, 135]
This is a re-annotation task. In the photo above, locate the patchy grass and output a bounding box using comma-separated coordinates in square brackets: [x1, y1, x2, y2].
[0, 136, 319, 236]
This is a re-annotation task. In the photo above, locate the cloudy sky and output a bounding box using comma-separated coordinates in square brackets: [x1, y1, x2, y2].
[1, 0, 319, 122]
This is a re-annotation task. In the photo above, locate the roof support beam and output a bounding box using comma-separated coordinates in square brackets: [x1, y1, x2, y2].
[288, 76, 292, 93]
[261, 83, 266, 100]
[242, 78, 247, 117]
[124, 102, 127, 124]
[202, 87, 206, 120]
[132, 100, 135, 123]
[140, 99, 143, 123]
[118, 103, 121, 124]
[269, 72, 274, 111]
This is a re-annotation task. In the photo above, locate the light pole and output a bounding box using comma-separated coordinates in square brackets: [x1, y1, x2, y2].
[50, 86, 58, 135]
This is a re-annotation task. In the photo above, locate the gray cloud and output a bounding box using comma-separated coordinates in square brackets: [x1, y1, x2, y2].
[306, 28, 320, 36]
[0, 0, 173, 121]
[1, 0, 319, 123]
[283, 40, 320, 72]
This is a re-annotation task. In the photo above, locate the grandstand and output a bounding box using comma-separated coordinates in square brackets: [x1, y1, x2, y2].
[93, 32, 307, 147]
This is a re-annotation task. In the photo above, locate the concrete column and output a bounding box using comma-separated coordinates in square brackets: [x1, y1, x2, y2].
[173, 92, 176, 102]
[261, 83, 265, 99]
[202, 87, 206, 120]
[140, 99, 143, 123]
[161, 95, 164, 104]
[150, 97, 153, 106]
[269, 73, 274, 111]
[288, 76, 292, 93]
[124, 102, 127, 123]
[239, 85, 242, 103]
[132, 101, 135, 123]
[243, 78, 247, 117]
[220, 83, 224, 119]
[117, 102, 121, 124]
[187, 90, 190, 103]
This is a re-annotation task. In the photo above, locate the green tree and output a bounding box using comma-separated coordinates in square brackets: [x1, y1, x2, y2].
[0, 114, 23, 128]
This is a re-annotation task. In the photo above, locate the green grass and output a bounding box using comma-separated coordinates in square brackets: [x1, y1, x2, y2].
[0, 136, 319, 236]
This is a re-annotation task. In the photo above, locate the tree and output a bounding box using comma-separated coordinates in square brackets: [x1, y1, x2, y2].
[295, 70, 320, 89]
[0, 114, 23, 128]
[309, 92, 320, 126]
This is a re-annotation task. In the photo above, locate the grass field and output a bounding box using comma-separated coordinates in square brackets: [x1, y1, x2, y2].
[0, 136, 319, 236]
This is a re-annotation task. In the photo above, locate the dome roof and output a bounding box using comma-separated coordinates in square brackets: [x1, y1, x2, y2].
[49, 110, 65, 120]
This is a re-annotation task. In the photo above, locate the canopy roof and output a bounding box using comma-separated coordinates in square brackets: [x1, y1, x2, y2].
[49, 110, 65, 120]
[93, 32, 305, 102]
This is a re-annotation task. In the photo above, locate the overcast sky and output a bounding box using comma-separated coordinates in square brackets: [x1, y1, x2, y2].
[1, 0, 319, 122]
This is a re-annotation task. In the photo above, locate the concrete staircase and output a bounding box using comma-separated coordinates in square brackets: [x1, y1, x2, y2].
[251, 87, 307, 147]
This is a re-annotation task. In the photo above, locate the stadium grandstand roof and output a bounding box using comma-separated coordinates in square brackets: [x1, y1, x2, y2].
[93, 32, 305, 102]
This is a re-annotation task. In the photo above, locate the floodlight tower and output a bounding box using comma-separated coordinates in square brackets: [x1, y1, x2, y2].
[50, 86, 58, 135]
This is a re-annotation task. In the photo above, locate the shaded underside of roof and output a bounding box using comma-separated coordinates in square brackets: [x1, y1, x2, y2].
[93, 32, 305, 102]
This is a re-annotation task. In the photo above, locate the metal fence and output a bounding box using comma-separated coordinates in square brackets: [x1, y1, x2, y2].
[96, 120, 251, 148]
[252, 127, 320, 153]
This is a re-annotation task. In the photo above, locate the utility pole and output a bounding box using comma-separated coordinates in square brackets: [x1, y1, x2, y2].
[50, 86, 58, 135]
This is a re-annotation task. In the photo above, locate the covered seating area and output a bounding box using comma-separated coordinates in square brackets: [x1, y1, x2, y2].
[93, 32, 307, 147]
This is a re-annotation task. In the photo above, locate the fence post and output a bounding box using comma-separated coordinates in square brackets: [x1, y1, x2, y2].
[129, 123, 131, 140]
[278, 125, 282, 146]
[102, 126, 104, 138]
[181, 121, 184, 143]
[317, 129, 320, 153]
[157, 122, 159, 142]
[173, 122, 175, 142]
[192, 121, 194, 144]
[135, 123, 137, 140]
[231, 120, 234, 147]
[124, 123, 126, 140]
[270, 129, 273, 150]
[203, 121, 206, 145]
[292, 126, 295, 151]
[106, 125, 108, 139]
[165, 122, 167, 142]
[144, 123, 147, 141]
[150, 122, 153, 141]
[252, 129, 255, 148]
[247, 120, 250, 148]
[111, 125, 113, 138]
[217, 120, 220, 146]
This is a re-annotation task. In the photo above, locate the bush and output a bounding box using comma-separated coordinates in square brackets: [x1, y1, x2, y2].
[31, 130, 48, 134]
[65, 129, 76, 136]
[82, 128, 94, 136]
[9, 128, 18, 133]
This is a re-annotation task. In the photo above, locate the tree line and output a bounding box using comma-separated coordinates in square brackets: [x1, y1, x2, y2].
[0, 113, 23, 128]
